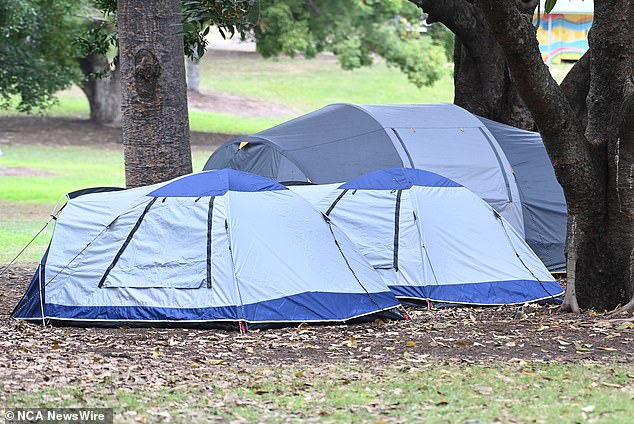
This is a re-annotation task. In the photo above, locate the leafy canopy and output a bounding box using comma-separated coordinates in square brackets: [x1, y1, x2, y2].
[254, 0, 452, 87]
[0, 0, 254, 111]
[0, 0, 451, 112]
[0, 0, 84, 111]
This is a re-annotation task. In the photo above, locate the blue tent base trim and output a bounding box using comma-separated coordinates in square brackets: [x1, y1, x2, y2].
[21, 308, 404, 330]
[390, 280, 564, 306]
[21, 291, 402, 329]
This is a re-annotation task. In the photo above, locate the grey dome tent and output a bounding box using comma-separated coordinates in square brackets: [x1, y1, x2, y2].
[204, 103, 566, 272]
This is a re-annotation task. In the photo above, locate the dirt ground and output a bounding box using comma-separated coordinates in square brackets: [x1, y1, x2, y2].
[1, 265, 632, 395]
[187, 90, 296, 118]
[0, 116, 234, 150]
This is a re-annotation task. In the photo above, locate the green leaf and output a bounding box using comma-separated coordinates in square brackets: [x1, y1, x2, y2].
[545, 0, 558, 14]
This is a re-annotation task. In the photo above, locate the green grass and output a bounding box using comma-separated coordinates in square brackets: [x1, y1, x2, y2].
[188, 110, 283, 134]
[549, 62, 574, 84]
[0, 56, 573, 263]
[0, 145, 121, 263]
[0, 145, 124, 203]
[5, 363, 633, 423]
[199, 55, 455, 113]
[1, 56, 572, 135]
[0, 96, 284, 135]
[0, 219, 50, 265]
[2, 55, 455, 135]
[0, 54, 454, 263]
[0, 145, 210, 263]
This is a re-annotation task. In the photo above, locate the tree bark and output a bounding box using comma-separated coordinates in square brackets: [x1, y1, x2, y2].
[78, 54, 121, 127]
[452, 16, 534, 129]
[186, 57, 201, 93]
[477, 0, 634, 311]
[410, 0, 634, 310]
[559, 50, 590, 129]
[587, 0, 634, 311]
[413, 0, 535, 129]
[118, 0, 192, 188]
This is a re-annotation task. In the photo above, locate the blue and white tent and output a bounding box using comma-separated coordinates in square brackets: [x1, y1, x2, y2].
[291, 168, 563, 306]
[13, 169, 403, 329]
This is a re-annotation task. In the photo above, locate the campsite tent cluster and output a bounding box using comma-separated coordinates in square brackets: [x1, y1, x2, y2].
[205, 104, 567, 272]
[14, 104, 565, 330]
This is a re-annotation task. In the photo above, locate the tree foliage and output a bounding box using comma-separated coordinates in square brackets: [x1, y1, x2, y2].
[0, 0, 254, 113]
[254, 0, 452, 87]
[0, 0, 84, 111]
[0, 0, 453, 113]
[182, 0, 254, 59]
[75, 3, 117, 61]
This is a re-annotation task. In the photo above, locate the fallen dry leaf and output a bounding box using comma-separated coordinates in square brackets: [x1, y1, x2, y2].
[345, 336, 358, 349]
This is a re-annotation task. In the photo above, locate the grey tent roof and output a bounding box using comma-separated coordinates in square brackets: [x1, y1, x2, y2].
[207, 104, 404, 183]
[204, 103, 567, 272]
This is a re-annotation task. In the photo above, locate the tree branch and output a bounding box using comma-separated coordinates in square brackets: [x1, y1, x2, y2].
[477, 0, 602, 216]
[558, 50, 591, 128]
[514, 0, 539, 13]
[585, 0, 634, 146]
[411, 0, 478, 42]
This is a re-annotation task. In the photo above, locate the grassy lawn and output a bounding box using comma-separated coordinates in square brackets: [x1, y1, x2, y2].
[0, 145, 121, 263]
[0, 145, 211, 263]
[1, 55, 573, 135]
[0, 54, 457, 263]
[189, 110, 283, 134]
[5, 362, 633, 423]
[2, 54, 455, 135]
[198, 54, 455, 113]
[549, 62, 574, 83]
[0, 55, 577, 265]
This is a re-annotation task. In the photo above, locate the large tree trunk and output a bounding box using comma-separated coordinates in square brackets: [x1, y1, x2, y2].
[415, 0, 536, 130]
[414, 0, 634, 311]
[118, 0, 192, 188]
[595, 0, 634, 312]
[477, 0, 634, 312]
[452, 24, 534, 129]
[78, 54, 121, 127]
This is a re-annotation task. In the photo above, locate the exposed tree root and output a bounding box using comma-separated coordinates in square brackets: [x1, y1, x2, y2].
[607, 296, 634, 316]
[559, 292, 580, 314]
[606, 317, 634, 324]
[559, 216, 580, 314]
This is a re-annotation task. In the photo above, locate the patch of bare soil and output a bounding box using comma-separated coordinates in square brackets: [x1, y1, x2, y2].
[0, 167, 56, 177]
[188, 90, 296, 118]
[0, 201, 53, 221]
[1, 266, 632, 394]
[0, 116, 235, 150]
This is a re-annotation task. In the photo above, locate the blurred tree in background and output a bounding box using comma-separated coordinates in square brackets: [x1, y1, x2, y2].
[0, 0, 253, 124]
[0, 0, 451, 118]
[0, 0, 83, 112]
[254, 0, 452, 88]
